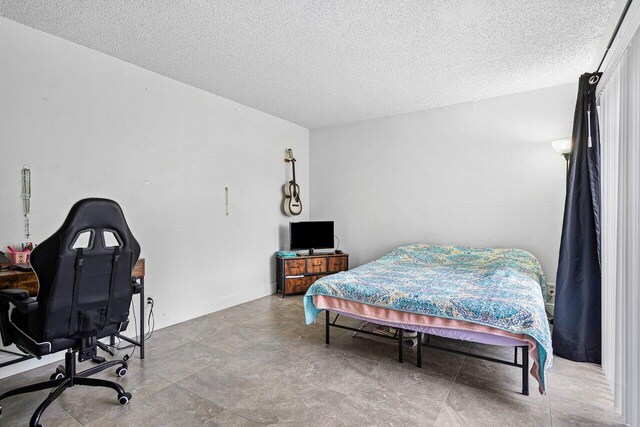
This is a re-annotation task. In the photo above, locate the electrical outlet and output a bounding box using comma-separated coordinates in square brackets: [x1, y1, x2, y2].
[545, 302, 555, 317]
[547, 282, 556, 298]
[545, 282, 555, 321]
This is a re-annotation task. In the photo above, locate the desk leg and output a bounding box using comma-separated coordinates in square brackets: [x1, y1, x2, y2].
[0, 353, 32, 369]
[139, 277, 145, 359]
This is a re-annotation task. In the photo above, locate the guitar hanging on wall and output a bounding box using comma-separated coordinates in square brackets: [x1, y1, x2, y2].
[283, 149, 302, 216]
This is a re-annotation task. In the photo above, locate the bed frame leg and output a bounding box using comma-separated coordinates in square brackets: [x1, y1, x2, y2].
[325, 310, 330, 345]
[398, 329, 404, 363]
[417, 332, 422, 368]
[521, 346, 529, 396]
[514, 347, 518, 364]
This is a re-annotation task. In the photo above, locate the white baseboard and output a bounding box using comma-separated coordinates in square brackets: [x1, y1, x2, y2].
[0, 352, 65, 379]
[152, 283, 277, 330]
[0, 284, 277, 379]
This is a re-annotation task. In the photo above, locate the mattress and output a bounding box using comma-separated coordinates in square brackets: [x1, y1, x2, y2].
[304, 243, 552, 394]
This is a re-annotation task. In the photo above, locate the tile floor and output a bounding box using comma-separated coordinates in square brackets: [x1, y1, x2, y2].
[0, 295, 627, 426]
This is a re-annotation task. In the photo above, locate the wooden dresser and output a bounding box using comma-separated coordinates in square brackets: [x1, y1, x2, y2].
[276, 252, 349, 297]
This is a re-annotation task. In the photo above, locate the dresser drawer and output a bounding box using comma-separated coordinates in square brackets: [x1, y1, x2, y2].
[306, 257, 327, 274]
[284, 277, 310, 294]
[307, 275, 321, 285]
[276, 253, 349, 297]
[284, 259, 306, 276]
[328, 256, 348, 272]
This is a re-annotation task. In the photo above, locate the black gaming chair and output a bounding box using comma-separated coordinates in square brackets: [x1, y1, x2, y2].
[0, 198, 140, 427]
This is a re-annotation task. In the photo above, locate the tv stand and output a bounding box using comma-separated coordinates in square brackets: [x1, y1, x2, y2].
[276, 252, 349, 297]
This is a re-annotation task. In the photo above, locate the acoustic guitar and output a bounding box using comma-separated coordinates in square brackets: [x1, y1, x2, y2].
[283, 149, 302, 216]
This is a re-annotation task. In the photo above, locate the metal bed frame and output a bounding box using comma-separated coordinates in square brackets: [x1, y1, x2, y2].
[325, 311, 529, 395]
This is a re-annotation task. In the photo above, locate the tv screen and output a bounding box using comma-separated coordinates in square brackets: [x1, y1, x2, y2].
[290, 221, 334, 251]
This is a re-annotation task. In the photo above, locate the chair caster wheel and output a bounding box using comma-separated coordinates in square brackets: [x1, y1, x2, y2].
[50, 372, 64, 380]
[116, 367, 127, 377]
[118, 392, 132, 405]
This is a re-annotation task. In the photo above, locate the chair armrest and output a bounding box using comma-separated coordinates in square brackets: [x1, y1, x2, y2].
[0, 289, 38, 313]
[13, 298, 38, 313]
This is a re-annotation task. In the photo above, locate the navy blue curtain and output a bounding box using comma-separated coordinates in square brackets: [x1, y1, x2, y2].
[553, 73, 602, 363]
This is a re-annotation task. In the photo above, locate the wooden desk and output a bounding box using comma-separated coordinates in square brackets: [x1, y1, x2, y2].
[0, 269, 39, 296]
[0, 258, 145, 296]
[0, 258, 147, 366]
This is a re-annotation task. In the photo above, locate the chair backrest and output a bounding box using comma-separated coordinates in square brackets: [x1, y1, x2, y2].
[29, 198, 140, 342]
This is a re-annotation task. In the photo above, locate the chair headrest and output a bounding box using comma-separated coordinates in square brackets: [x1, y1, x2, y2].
[34, 198, 139, 258]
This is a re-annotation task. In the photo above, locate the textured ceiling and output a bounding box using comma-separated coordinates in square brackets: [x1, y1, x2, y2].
[1, 1, 617, 129]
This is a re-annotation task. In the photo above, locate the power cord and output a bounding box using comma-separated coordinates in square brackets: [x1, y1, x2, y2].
[104, 296, 156, 360]
[145, 297, 155, 341]
[105, 300, 138, 360]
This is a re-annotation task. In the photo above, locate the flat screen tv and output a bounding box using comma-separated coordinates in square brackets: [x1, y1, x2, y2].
[289, 221, 334, 254]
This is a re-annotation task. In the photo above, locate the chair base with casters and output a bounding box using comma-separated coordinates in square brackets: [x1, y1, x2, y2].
[0, 290, 133, 427]
[0, 346, 132, 427]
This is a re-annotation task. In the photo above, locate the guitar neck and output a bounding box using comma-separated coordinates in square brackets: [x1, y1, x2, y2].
[291, 160, 296, 184]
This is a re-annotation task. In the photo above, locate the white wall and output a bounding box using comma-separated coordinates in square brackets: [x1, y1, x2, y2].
[0, 18, 308, 338]
[310, 84, 575, 280]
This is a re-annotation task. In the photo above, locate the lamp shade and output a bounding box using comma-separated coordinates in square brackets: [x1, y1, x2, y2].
[552, 139, 572, 155]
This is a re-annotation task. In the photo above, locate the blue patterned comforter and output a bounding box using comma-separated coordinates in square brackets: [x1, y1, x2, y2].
[304, 244, 552, 390]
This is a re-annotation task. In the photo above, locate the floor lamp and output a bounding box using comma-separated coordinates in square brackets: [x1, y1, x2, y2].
[547, 138, 572, 325]
[552, 139, 571, 173]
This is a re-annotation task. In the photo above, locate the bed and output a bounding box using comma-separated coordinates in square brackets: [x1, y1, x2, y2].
[303, 243, 552, 395]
